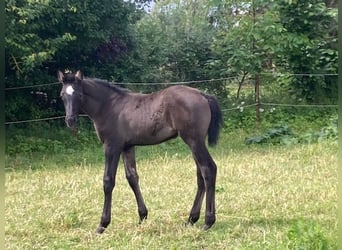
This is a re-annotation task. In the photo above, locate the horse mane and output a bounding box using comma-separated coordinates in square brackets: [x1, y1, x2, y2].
[85, 78, 130, 95]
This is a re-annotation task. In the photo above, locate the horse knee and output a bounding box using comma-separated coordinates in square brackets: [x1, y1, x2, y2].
[126, 173, 139, 188]
[103, 176, 115, 193]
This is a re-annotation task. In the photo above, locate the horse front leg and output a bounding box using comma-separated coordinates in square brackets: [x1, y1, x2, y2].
[96, 144, 121, 234]
[122, 146, 148, 223]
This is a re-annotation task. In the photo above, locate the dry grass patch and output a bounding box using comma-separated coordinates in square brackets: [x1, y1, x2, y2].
[5, 141, 337, 249]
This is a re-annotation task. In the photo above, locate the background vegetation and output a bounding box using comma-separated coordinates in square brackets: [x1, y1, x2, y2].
[5, 0, 338, 249]
[5, 0, 338, 122]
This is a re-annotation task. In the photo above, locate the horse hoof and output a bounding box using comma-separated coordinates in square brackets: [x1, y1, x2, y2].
[203, 223, 214, 231]
[185, 221, 193, 227]
[96, 226, 106, 234]
[187, 215, 199, 225]
[138, 216, 147, 225]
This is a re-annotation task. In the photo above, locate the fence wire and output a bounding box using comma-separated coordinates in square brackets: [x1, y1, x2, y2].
[5, 73, 338, 125]
[4, 73, 338, 91]
[5, 102, 337, 125]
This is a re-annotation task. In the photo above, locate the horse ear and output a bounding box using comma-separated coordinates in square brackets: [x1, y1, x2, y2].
[57, 70, 64, 83]
[75, 70, 83, 81]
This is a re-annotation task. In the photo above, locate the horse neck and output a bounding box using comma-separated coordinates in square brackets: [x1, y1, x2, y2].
[81, 79, 122, 121]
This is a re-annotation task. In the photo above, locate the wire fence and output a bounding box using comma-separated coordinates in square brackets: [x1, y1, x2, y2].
[5, 76, 240, 91]
[5, 82, 60, 91]
[4, 73, 338, 91]
[5, 102, 337, 125]
[5, 73, 338, 125]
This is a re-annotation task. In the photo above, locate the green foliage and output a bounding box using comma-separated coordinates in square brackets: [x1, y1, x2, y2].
[4, 0, 338, 162]
[5, 0, 141, 121]
[207, 0, 337, 103]
[5, 0, 338, 123]
[5, 0, 138, 76]
[6, 135, 64, 155]
[5, 118, 100, 156]
[286, 220, 332, 250]
[245, 125, 293, 145]
[224, 104, 257, 131]
[276, 0, 338, 103]
[208, 0, 287, 77]
[128, 0, 216, 82]
[244, 114, 337, 145]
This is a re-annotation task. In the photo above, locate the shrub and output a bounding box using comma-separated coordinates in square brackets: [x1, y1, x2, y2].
[244, 114, 337, 145]
[286, 220, 333, 250]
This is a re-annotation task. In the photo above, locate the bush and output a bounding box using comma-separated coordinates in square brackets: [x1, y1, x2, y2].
[5, 118, 100, 156]
[286, 220, 333, 250]
[245, 125, 294, 145]
[244, 114, 337, 145]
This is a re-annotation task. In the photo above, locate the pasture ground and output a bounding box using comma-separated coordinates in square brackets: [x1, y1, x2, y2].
[5, 132, 337, 249]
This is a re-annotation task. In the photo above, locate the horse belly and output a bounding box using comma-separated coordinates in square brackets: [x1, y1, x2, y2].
[152, 126, 178, 143]
[128, 121, 177, 145]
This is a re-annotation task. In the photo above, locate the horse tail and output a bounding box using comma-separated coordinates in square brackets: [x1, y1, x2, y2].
[202, 93, 223, 147]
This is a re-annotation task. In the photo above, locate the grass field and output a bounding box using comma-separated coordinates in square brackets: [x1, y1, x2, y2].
[5, 134, 338, 249]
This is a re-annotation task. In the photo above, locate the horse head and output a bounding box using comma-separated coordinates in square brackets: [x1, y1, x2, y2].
[58, 70, 84, 132]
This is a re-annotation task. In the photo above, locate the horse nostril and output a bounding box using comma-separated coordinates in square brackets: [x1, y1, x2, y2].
[65, 116, 77, 127]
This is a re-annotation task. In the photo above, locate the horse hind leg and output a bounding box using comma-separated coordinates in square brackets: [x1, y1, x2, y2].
[201, 155, 217, 231]
[188, 160, 205, 225]
[183, 136, 217, 230]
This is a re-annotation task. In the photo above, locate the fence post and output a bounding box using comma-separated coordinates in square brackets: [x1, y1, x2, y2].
[255, 74, 261, 126]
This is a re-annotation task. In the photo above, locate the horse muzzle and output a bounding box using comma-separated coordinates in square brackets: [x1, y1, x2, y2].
[65, 116, 78, 130]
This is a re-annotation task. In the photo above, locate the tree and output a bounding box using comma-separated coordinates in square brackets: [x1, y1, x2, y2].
[208, 0, 337, 104]
[129, 0, 216, 82]
[208, 1, 289, 78]
[5, 0, 141, 121]
[123, 0, 229, 99]
[276, 0, 338, 103]
[207, 0, 288, 122]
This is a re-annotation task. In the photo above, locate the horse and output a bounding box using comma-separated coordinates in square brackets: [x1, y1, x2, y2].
[58, 70, 222, 233]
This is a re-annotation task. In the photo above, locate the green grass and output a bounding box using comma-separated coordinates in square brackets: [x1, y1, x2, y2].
[5, 134, 338, 249]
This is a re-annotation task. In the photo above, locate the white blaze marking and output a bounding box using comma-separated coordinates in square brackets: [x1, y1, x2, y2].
[66, 85, 75, 96]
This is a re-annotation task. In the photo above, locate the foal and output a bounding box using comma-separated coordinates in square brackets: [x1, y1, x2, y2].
[58, 70, 222, 233]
